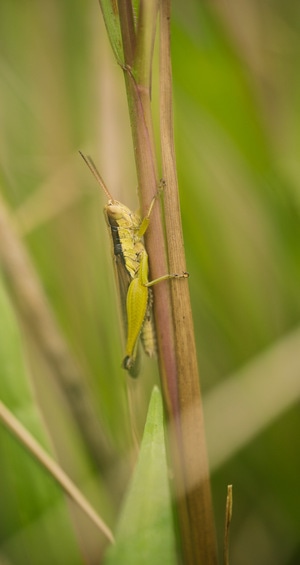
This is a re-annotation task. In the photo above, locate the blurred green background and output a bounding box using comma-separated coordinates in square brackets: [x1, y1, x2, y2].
[0, 1, 299, 564]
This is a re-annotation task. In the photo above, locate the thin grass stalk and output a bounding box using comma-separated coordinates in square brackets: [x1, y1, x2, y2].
[0, 400, 114, 544]
[0, 194, 115, 477]
[158, 2, 218, 563]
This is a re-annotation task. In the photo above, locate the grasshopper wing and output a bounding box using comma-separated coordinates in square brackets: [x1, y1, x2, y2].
[122, 276, 148, 377]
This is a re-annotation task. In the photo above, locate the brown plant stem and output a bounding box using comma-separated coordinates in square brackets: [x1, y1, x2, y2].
[159, 3, 218, 563]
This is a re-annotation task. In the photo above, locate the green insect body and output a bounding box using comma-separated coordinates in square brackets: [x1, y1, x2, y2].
[103, 199, 147, 280]
[80, 152, 188, 377]
[103, 198, 157, 376]
[105, 199, 161, 376]
[122, 248, 150, 372]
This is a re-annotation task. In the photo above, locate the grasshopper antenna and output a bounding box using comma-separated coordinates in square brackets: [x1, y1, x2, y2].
[79, 151, 114, 201]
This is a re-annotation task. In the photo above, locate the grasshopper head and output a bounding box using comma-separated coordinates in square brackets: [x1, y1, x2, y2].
[104, 201, 137, 228]
[105, 201, 127, 220]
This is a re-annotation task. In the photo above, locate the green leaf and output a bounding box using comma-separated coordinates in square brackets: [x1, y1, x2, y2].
[0, 276, 84, 565]
[104, 386, 177, 565]
[98, 0, 124, 63]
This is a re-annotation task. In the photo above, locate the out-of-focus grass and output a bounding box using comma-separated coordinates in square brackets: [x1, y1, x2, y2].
[0, 1, 299, 564]
[172, 3, 300, 564]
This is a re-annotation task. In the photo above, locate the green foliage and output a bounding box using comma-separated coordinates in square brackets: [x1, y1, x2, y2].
[99, 0, 123, 63]
[0, 1, 299, 563]
[104, 387, 177, 565]
[0, 276, 84, 564]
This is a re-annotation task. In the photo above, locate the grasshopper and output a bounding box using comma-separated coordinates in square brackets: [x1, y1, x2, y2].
[80, 152, 188, 377]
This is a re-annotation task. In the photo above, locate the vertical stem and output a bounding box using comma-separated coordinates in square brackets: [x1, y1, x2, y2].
[116, 0, 136, 65]
[159, 2, 218, 563]
[117, 1, 179, 417]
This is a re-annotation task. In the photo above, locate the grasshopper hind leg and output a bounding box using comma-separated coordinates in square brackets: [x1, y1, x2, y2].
[140, 289, 156, 358]
[123, 290, 155, 377]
